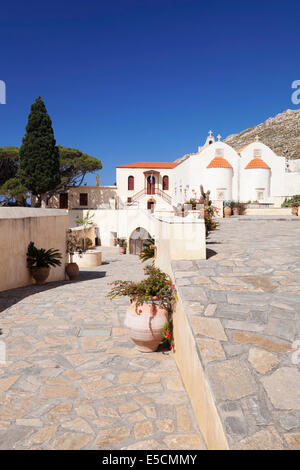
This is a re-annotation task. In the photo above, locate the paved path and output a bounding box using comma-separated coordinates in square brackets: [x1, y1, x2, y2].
[174, 217, 300, 449]
[0, 248, 205, 450]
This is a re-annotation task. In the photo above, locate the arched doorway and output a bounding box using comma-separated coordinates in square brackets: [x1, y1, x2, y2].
[147, 175, 155, 194]
[147, 198, 155, 212]
[129, 227, 151, 255]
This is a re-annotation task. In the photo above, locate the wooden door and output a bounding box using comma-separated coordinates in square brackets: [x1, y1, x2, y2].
[147, 176, 155, 194]
[59, 193, 68, 209]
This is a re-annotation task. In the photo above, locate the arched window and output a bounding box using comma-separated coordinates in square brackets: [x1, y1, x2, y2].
[162, 175, 169, 191]
[128, 176, 134, 191]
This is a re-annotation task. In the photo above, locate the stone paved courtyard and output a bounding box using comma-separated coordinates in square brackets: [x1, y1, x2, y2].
[174, 217, 300, 449]
[0, 248, 205, 450]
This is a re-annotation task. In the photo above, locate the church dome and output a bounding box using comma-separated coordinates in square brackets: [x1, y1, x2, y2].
[207, 157, 232, 168]
[245, 158, 270, 169]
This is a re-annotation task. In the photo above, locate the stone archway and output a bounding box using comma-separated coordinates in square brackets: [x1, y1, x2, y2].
[129, 227, 151, 255]
[147, 198, 156, 212]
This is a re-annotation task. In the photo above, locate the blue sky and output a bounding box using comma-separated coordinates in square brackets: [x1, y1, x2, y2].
[0, 0, 299, 185]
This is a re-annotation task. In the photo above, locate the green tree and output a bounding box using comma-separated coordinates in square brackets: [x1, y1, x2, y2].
[0, 177, 29, 206]
[56, 145, 102, 188]
[0, 146, 20, 186]
[19, 97, 61, 207]
[0, 145, 102, 206]
[0, 147, 28, 206]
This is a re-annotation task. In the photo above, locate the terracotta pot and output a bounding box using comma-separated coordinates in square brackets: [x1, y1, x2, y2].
[119, 246, 126, 254]
[30, 267, 50, 285]
[65, 262, 79, 280]
[233, 207, 239, 216]
[224, 206, 232, 218]
[291, 207, 298, 216]
[125, 300, 168, 353]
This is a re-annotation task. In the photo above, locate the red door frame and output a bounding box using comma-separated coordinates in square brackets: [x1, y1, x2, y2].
[147, 175, 155, 194]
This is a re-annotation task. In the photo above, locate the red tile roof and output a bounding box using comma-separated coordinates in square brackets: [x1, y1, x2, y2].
[116, 162, 178, 169]
[245, 158, 270, 169]
[207, 157, 232, 168]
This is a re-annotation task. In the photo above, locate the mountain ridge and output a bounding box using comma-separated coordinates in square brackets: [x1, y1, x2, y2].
[224, 108, 300, 159]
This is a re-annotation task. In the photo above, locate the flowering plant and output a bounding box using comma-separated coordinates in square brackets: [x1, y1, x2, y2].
[107, 265, 177, 348]
[291, 202, 300, 207]
[205, 205, 219, 234]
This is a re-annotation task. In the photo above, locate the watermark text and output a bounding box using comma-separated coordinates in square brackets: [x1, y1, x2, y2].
[0, 80, 6, 104]
[291, 80, 300, 105]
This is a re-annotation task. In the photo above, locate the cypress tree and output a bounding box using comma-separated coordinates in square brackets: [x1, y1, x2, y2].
[19, 97, 61, 207]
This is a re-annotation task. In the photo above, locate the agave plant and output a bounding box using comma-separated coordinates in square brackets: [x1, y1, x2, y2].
[26, 242, 62, 268]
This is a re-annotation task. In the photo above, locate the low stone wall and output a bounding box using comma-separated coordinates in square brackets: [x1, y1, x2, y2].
[0, 208, 69, 292]
[244, 207, 292, 216]
[155, 216, 206, 274]
[171, 279, 229, 449]
[165, 218, 300, 450]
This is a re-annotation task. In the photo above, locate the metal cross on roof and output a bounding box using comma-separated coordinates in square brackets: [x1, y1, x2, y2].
[217, 134, 222, 141]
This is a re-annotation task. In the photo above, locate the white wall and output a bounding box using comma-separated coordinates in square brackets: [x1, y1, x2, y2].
[172, 141, 239, 203]
[239, 142, 285, 201]
[116, 167, 173, 210]
[0, 208, 69, 292]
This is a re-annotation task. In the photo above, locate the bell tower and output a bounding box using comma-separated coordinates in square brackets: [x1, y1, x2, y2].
[204, 130, 215, 146]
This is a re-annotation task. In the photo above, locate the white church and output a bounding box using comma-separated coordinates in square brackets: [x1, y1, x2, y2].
[116, 132, 300, 211]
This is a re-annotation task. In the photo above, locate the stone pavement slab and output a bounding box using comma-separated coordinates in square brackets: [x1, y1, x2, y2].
[173, 218, 300, 450]
[0, 248, 205, 450]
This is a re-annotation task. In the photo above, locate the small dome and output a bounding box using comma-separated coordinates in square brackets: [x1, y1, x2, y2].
[207, 157, 232, 168]
[245, 158, 270, 169]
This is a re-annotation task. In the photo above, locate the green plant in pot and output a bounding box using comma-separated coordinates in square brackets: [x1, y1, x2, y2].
[139, 237, 155, 263]
[117, 237, 127, 254]
[27, 241, 62, 285]
[66, 230, 81, 280]
[223, 200, 234, 217]
[291, 202, 300, 216]
[75, 210, 95, 251]
[108, 265, 176, 352]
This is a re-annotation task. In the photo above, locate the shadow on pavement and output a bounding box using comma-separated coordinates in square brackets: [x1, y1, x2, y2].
[0, 270, 107, 314]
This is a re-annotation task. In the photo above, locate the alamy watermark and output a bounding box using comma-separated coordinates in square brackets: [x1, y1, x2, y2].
[0, 80, 6, 104]
[291, 80, 300, 105]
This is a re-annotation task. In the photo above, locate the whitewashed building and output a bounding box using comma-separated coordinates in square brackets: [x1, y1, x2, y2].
[116, 132, 300, 209]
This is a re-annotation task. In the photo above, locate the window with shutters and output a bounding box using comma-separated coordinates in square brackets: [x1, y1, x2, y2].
[80, 193, 88, 206]
[128, 176, 134, 191]
[162, 175, 169, 191]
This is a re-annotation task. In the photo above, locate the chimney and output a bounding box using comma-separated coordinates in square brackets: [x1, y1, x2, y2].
[96, 175, 100, 186]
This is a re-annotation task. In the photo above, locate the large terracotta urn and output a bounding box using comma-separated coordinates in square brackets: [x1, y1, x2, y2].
[233, 207, 239, 216]
[125, 300, 168, 353]
[224, 206, 232, 218]
[30, 267, 50, 285]
[119, 246, 126, 254]
[291, 206, 298, 216]
[65, 262, 79, 280]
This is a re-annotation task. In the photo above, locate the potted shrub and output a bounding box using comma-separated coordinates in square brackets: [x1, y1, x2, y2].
[26, 241, 62, 285]
[139, 237, 155, 263]
[75, 210, 95, 251]
[205, 205, 219, 236]
[232, 202, 239, 216]
[224, 200, 233, 217]
[291, 202, 300, 216]
[117, 238, 127, 254]
[108, 265, 176, 352]
[66, 230, 81, 280]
